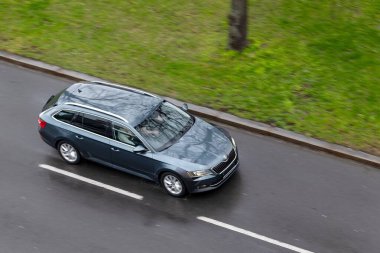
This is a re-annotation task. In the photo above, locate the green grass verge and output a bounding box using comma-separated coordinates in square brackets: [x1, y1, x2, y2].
[1, 0, 379, 155]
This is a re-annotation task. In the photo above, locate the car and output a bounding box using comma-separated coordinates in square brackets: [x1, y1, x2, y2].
[38, 81, 239, 197]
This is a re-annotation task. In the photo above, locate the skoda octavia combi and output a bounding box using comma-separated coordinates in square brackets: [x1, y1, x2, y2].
[38, 81, 239, 197]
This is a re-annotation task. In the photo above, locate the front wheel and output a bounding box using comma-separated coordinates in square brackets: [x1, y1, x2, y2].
[161, 172, 187, 197]
[58, 141, 81, 164]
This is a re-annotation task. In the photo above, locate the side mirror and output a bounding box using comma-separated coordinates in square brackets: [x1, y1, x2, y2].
[133, 145, 147, 153]
[181, 103, 189, 111]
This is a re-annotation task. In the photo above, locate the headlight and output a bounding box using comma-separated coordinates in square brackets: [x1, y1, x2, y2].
[231, 137, 236, 148]
[187, 169, 214, 178]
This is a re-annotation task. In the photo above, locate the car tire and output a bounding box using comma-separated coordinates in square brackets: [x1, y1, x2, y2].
[58, 141, 81, 164]
[160, 172, 187, 197]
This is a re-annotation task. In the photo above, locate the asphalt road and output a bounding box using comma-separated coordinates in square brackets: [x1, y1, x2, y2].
[1, 60, 379, 253]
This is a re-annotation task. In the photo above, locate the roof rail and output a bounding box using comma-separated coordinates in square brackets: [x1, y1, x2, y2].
[64, 102, 129, 123]
[89, 80, 158, 98]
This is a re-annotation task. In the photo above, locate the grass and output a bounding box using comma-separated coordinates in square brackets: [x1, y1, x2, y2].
[1, 0, 379, 155]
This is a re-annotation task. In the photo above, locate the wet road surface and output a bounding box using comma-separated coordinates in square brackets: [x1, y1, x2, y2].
[1, 61, 380, 253]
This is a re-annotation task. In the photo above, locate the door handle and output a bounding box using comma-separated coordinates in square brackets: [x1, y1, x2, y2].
[75, 135, 84, 140]
[111, 147, 120, 152]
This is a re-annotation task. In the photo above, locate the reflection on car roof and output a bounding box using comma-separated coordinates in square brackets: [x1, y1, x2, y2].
[58, 82, 163, 126]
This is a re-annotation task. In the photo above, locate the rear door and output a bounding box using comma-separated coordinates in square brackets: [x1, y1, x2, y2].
[73, 113, 112, 162]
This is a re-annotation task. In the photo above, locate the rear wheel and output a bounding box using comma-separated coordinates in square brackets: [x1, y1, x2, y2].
[58, 141, 81, 164]
[161, 172, 187, 197]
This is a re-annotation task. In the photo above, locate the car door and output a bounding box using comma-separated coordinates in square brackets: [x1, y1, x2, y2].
[53, 109, 85, 149]
[73, 113, 112, 163]
[109, 123, 157, 179]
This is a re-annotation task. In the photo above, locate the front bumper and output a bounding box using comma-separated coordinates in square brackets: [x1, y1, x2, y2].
[185, 152, 239, 193]
[191, 162, 239, 193]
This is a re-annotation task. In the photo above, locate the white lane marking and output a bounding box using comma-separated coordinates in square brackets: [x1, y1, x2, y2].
[197, 216, 315, 253]
[39, 164, 143, 200]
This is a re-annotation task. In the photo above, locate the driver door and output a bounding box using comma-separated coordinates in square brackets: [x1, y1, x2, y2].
[109, 123, 156, 179]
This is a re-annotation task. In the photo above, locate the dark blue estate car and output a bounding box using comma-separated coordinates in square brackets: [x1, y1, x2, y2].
[38, 81, 239, 197]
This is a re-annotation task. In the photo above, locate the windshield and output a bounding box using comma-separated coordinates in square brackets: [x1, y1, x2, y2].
[135, 102, 194, 151]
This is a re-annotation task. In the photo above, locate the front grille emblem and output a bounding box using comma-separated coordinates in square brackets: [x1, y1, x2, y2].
[222, 154, 228, 162]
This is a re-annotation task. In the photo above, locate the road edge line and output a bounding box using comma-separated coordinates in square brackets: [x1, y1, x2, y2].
[1, 50, 378, 168]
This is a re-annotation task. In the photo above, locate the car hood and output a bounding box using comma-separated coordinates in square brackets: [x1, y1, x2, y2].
[160, 118, 233, 167]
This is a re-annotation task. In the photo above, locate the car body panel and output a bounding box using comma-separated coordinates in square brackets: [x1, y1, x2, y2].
[38, 81, 239, 195]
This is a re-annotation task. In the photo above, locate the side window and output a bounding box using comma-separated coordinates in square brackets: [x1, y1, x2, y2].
[113, 124, 142, 147]
[53, 110, 75, 123]
[82, 114, 112, 138]
[71, 113, 83, 128]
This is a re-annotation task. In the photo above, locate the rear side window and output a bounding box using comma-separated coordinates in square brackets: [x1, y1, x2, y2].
[53, 110, 75, 123]
[71, 113, 83, 127]
[82, 114, 112, 138]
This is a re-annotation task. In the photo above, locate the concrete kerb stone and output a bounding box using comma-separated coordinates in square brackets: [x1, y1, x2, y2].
[1, 50, 379, 168]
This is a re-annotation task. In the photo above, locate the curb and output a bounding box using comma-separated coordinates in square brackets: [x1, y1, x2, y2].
[1, 50, 379, 168]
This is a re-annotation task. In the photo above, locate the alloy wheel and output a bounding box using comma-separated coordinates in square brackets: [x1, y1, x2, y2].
[59, 142, 79, 164]
[162, 173, 186, 197]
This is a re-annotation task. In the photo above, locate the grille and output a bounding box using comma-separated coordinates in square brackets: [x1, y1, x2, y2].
[212, 149, 236, 174]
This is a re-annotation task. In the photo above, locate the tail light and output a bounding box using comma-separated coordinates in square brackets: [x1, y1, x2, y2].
[38, 118, 47, 128]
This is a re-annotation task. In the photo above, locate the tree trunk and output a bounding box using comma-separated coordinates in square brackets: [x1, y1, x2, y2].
[228, 0, 248, 51]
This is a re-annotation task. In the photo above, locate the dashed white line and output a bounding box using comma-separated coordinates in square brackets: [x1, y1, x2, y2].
[39, 164, 314, 252]
[39, 164, 143, 200]
[197, 216, 315, 253]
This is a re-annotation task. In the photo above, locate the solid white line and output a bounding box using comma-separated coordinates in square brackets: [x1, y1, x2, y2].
[197, 216, 315, 253]
[39, 164, 143, 200]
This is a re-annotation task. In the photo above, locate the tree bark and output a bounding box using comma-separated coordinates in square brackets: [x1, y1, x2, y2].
[228, 0, 248, 51]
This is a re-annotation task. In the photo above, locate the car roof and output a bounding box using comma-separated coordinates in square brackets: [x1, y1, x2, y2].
[57, 82, 163, 126]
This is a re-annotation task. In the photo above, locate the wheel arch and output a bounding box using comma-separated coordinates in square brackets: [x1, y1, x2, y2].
[55, 137, 74, 149]
[157, 168, 176, 183]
